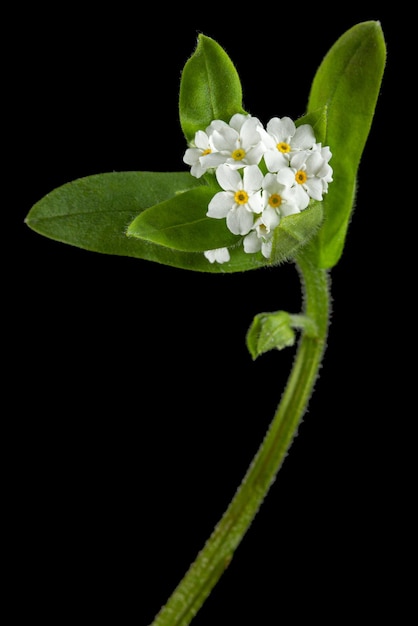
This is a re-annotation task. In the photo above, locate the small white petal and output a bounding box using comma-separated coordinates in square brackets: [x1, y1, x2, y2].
[204, 247, 230, 264]
[265, 150, 289, 173]
[243, 231, 262, 253]
[242, 164, 264, 192]
[216, 164, 242, 191]
[304, 178, 323, 201]
[229, 113, 250, 131]
[292, 185, 310, 210]
[227, 205, 254, 235]
[262, 206, 281, 230]
[207, 191, 233, 218]
[200, 152, 226, 169]
[276, 167, 296, 186]
[244, 144, 265, 166]
[290, 151, 309, 169]
[247, 191, 264, 214]
[211, 127, 238, 152]
[183, 147, 200, 166]
[206, 119, 229, 134]
[292, 124, 316, 150]
[305, 151, 326, 175]
[240, 116, 262, 147]
[261, 240, 273, 258]
[194, 130, 210, 150]
[267, 116, 295, 140]
[280, 200, 300, 217]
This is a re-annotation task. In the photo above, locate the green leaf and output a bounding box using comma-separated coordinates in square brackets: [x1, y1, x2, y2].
[25, 171, 202, 252]
[179, 34, 246, 143]
[246, 310, 319, 359]
[24, 170, 264, 273]
[306, 20, 386, 268]
[246, 311, 296, 360]
[270, 201, 324, 265]
[127, 186, 239, 252]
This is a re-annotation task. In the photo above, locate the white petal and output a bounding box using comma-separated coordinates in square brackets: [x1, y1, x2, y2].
[206, 119, 229, 135]
[262, 172, 278, 192]
[216, 164, 242, 191]
[262, 206, 281, 230]
[240, 117, 262, 147]
[305, 178, 323, 201]
[201, 152, 227, 169]
[190, 163, 205, 178]
[261, 240, 273, 258]
[292, 185, 310, 210]
[317, 161, 333, 181]
[227, 205, 254, 235]
[204, 247, 230, 263]
[292, 124, 316, 150]
[183, 148, 200, 166]
[290, 151, 308, 169]
[244, 144, 265, 166]
[279, 116, 296, 139]
[243, 231, 262, 253]
[211, 127, 238, 152]
[194, 130, 210, 150]
[306, 151, 325, 175]
[276, 166, 296, 186]
[223, 159, 247, 170]
[207, 191, 233, 218]
[280, 201, 300, 217]
[247, 190, 264, 214]
[258, 126, 276, 149]
[229, 113, 250, 131]
[242, 164, 263, 192]
[267, 116, 295, 141]
[265, 150, 289, 173]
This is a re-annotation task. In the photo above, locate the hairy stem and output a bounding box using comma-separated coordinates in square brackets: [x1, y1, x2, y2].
[149, 252, 331, 626]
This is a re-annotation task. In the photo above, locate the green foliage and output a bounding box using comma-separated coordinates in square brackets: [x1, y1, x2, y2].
[127, 185, 239, 252]
[179, 34, 246, 143]
[24, 171, 263, 273]
[269, 201, 323, 265]
[247, 311, 296, 359]
[128, 189, 323, 267]
[306, 21, 386, 268]
[246, 310, 319, 359]
[25, 171, 201, 256]
[25, 22, 386, 275]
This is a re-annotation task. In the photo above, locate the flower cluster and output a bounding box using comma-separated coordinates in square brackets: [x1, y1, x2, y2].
[183, 113, 333, 264]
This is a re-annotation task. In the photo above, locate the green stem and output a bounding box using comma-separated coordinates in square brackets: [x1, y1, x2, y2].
[149, 253, 331, 626]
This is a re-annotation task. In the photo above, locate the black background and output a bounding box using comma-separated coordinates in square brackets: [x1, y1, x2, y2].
[11, 6, 409, 625]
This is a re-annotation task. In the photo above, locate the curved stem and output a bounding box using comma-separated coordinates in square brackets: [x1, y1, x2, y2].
[149, 253, 331, 626]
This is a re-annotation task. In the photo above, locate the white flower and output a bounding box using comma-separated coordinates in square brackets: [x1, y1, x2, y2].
[259, 116, 316, 173]
[183, 120, 229, 178]
[243, 206, 281, 258]
[311, 143, 333, 193]
[261, 171, 302, 216]
[207, 164, 264, 235]
[184, 114, 334, 261]
[204, 247, 230, 264]
[288, 149, 333, 209]
[242, 172, 301, 259]
[202, 114, 265, 171]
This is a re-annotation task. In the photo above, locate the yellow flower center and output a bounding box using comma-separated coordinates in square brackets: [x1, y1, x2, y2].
[277, 142, 291, 153]
[202, 148, 211, 156]
[232, 148, 246, 161]
[268, 193, 282, 208]
[295, 170, 308, 185]
[234, 190, 249, 205]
